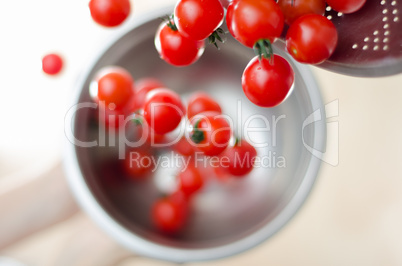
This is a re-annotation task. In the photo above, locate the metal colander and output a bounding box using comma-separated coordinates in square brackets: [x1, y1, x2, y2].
[319, 0, 402, 76]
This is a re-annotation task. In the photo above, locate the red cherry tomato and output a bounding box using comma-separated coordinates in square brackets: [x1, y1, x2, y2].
[326, 0, 366, 14]
[151, 194, 188, 234]
[178, 163, 204, 196]
[190, 111, 232, 156]
[89, 0, 130, 27]
[212, 164, 231, 182]
[242, 54, 294, 108]
[132, 121, 168, 146]
[155, 21, 205, 67]
[42, 53, 63, 75]
[173, 137, 195, 156]
[221, 139, 257, 177]
[226, 0, 284, 48]
[145, 126, 168, 146]
[123, 149, 154, 179]
[174, 0, 224, 41]
[133, 78, 164, 111]
[96, 66, 135, 111]
[277, 0, 326, 25]
[143, 88, 185, 135]
[187, 92, 222, 119]
[286, 14, 338, 64]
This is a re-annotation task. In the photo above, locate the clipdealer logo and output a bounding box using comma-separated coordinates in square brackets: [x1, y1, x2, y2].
[302, 99, 339, 166]
[64, 99, 339, 167]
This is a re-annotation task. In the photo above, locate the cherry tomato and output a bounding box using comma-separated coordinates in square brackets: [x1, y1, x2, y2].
[144, 125, 168, 146]
[89, 0, 130, 27]
[151, 193, 188, 234]
[221, 139, 257, 177]
[42, 53, 63, 75]
[174, 0, 224, 41]
[143, 88, 185, 135]
[286, 14, 338, 64]
[226, 0, 284, 48]
[130, 119, 168, 146]
[242, 54, 294, 108]
[155, 21, 205, 67]
[95, 66, 135, 111]
[187, 92, 222, 119]
[173, 137, 195, 156]
[326, 0, 366, 14]
[190, 111, 232, 156]
[178, 162, 204, 196]
[212, 164, 231, 182]
[123, 149, 154, 179]
[133, 78, 164, 111]
[277, 0, 326, 25]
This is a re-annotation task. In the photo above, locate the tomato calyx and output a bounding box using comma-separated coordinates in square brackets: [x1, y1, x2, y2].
[234, 137, 240, 147]
[161, 14, 177, 31]
[190, 120, 205, 144]
[130, 109, 144, 125]
[208, 28, 225, 49]
[132, 118, 143, 125]
[131, 112, 144, 125]
[253, 39, 274, 63]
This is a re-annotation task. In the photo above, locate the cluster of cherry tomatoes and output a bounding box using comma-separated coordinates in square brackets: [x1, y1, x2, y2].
[154, 0, 366, 66]
[44, 0, 366, 107]
[91, 66, 258, 233]
[154, 0, 366, 107]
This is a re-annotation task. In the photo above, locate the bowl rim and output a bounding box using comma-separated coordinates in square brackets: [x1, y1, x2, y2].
[63, 5, 327, 263]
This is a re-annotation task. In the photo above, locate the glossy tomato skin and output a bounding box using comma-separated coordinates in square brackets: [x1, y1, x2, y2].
[178, 163, 204, 196]
[133, 78, 164, 111]
[143, 88, 185, 135]
[277, 0, 326, 25]
[226, 0, 284, 48]
[286, 14, 338, 64]
[242, 55, 294, 108]
[221, 139, 257, 177]
[155, 22, 205, 67]
[134, 121, 168, 147]
[151, 194, 188, 234]
[173, 137, 195, 156]
[96, 66, 135, 111]
[89, 0, 130, 27]
[190, 111, 232, 156]
[42, 53, 63, 75]
[326, 0, 366, 14]
[174, 0, 224, 41]
[187, 92, 222, 119]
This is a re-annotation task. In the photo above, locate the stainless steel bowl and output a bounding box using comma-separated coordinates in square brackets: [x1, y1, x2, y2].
[64, 6, 326, 263]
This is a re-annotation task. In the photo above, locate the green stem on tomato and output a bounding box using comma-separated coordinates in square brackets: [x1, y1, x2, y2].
[208, 28, 225, 49]
[253, 39, 274, 64]
[190, 120, 205, 144]
[131, 110, 144, 125]
[161, 14, 177, 31]
[234, 137, 240, 146]
[132, 116, 143, 126]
